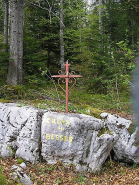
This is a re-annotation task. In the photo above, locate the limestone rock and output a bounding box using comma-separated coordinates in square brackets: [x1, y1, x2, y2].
[0, 103, 41, 163]
[101, 112, 139, 163]
[10, 165, 33, 185]
[20, 162, 27, 169]
[41, 112, 118, 172]
[1, 102, 138, 173]
[16, 171, 33, 185]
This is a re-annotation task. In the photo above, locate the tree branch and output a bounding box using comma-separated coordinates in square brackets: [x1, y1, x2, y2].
[26, 0, 65, 27]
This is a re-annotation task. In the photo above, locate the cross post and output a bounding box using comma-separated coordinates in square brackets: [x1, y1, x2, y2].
[52, 61, 82, 113]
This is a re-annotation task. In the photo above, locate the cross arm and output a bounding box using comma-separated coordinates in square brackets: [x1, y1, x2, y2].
[52, 75, 82, 78]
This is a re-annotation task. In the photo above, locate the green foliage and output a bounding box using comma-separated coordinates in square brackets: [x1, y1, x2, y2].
[0, 2, 4, 32]
[75, 174, 86, 184]
[0, 80, 132, 116]
[63, 0, 88, 62]
[0, 0, 138, 114]
[0, 99, 10, 103]
[77, 0, 138, 97]
[43, 165, 54, 171]
[24, 75, 47, 87]
[57, 178, 61, 184]
[0, 34, 9, 86]
[0, 166, 6, 185]
[80, 105, 102, 118]
[12, 0, 139, 101]
[6, 145, 15, 157]
[97, 126, 113, 137]
[132, 163, 138, 169]
[102, 160, 115, 174]
[23, 1, 60, 78]
[0, 85, 26, 100]
[17, 158, 24, 164]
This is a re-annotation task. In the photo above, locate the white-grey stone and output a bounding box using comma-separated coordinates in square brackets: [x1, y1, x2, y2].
[41, 112, 117, 172]
[10, 172, 18, 181]
[16, 171, 33, 185]
[0, 103, 41, 163]
[11, 165, 33, 185]
[11, 165, 22, 171]
[1, 103, 139, 173]
[20, 162, 27, 169]
[100, 112, 139, 163]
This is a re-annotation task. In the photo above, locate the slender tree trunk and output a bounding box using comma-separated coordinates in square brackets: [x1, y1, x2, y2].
[6, 0, 24, 86]
[98, 0, 103, 51]
[47, 49, 50, 69]
[4, 0, 9, 53]
[59, 0, 64, 71]
[99, 0, 102, 34]
[132, 19, 135, 45]
[80, 29, 82, 52]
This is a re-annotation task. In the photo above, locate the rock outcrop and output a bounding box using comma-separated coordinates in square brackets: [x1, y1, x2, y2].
[101, 112, 139, 164]
[41, 112, 117, 172]
[0, 103, 41, 163]
[0, 103, 138, 173]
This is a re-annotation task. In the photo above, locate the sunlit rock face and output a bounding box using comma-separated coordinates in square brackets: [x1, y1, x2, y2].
[0, 103, 138, 172]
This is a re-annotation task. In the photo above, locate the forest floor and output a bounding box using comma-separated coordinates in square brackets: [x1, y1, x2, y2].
[1, 156, 139, 185]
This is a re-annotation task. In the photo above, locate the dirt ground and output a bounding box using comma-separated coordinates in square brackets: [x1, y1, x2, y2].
[1, 156, 139, 185]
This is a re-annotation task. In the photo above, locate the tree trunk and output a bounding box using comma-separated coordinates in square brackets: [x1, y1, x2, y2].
[4, 0, 9, 53]
[59, 0, 65, 71]
[6, 0, 24, 86]
[99, 0, 102, 34]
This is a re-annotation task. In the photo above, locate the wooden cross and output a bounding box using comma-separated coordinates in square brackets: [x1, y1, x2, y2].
[52, 61, 82, 113]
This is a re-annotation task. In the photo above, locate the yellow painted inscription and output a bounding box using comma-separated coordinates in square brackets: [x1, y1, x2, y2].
[46, 117, 72, 142]
[58, 126, 65, 131]
[46, 134, 73, 142]
[46, 118, 70, 125]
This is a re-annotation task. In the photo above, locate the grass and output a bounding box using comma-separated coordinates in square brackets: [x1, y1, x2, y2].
[17, 158, 23, 164]
[0, 82, 133, 118]
[0, 166, 6, 185]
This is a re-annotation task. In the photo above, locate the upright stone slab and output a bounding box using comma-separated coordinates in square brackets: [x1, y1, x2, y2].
[41, 112, 118, 172]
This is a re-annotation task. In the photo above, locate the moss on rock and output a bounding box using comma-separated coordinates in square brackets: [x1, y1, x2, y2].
[97, 126, 111, 137]
[0, 99, 11, 103]
[82, 105, 102, 118]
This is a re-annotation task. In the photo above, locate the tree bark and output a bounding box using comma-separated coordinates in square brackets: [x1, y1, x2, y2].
[99, 0, 102, 35]
[59, 0, 65, 71]
[6, 0, 24, 86]
[4, 0, 9, 53]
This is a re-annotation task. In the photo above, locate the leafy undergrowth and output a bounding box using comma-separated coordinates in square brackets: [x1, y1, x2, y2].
[0, 84, 134, 120]
[0, 157, 139, 185]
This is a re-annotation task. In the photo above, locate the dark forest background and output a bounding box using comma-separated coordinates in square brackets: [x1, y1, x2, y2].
[0, 0, 139, 114]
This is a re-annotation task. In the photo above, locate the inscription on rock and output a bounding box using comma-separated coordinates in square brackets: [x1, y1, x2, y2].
[45, 117, 73, 142]
[41, 111, 117, 172]
[43, 116, 73, 146]
[0, 103, 125, 172]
